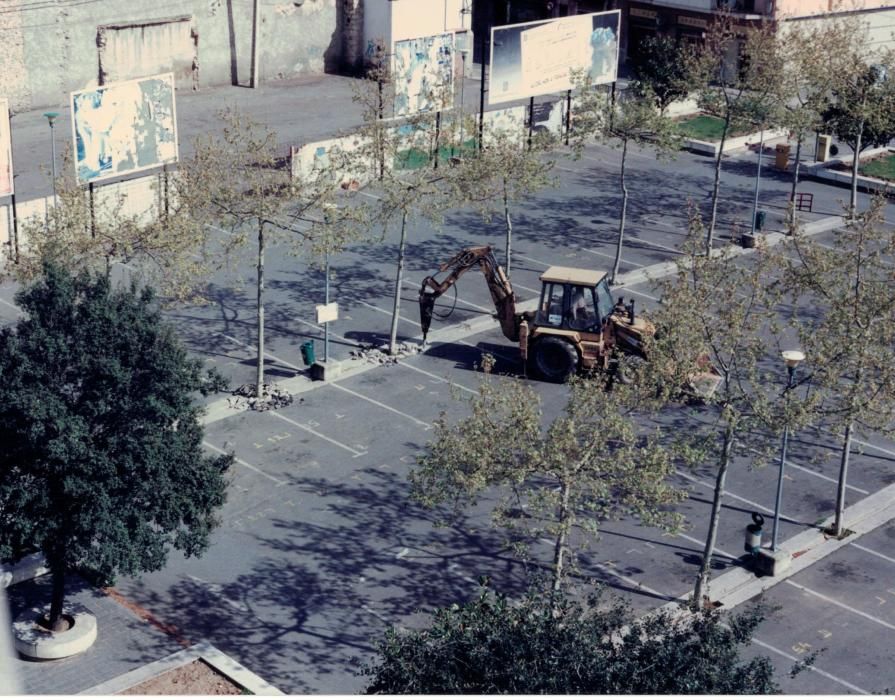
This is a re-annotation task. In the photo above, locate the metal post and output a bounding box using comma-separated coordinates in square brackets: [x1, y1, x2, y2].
[433, 110, 441, 169]
[565, 89, 572, 146]
[772, 364, 796, 551]
[10, 192, 19, 263]
[527, 96, 534, 150]
[250, 0, 261, 88]
[88, 181, 96, 239]
[749, 128, 765, 236]
[478, 36, 487, 151]
[324, 249, 330, 363]
[44, 112, 59, 208]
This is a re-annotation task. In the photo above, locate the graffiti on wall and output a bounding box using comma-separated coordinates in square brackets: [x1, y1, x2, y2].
[392, 32, 454, 117]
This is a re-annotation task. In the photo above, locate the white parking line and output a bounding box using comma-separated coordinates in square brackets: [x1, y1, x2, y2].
[785, 580, 895, 631]
[582, 246, 639, 267]
[358, 300, 422, 328]
[267, 410, 367, 457]
[619, 286, 660, 302]
[330, 382, 432, 429]
[397, 359, 479, 395]
[784, 459, 870, 495]
[219, 333, 304, 371]
[0, 297, 22, 313]
[748, 636, 869, 694]
[850, 436, 895, 460]
[516, 253, 552, 268]
[674, 469, 799, 526]
[850, 542, 895, 566]
[202, 440, 287, 486]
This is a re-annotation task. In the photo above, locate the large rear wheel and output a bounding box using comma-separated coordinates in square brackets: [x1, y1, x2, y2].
[533, 337, 579, 382]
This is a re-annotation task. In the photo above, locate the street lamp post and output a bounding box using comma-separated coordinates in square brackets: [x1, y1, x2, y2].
[44, 112, 59, 207]
[749, 127, 765, 237]
[773, 349, 805, 551]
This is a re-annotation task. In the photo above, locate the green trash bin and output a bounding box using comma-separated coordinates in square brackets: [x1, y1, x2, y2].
[755, 210, 767, 231]
[300, 340, 316, 366]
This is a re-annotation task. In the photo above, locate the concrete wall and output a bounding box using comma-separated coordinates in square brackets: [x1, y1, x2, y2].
[775, 0, 891, 18]
[778, 6, 895, 54]
[0, 0, 339, 113]
[363, 0, 471, 53]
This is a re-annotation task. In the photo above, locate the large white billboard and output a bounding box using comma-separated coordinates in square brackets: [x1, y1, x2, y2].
[0, 99, 12, 197]
[392, 32, 455, 117]
[489, 11, 620, 106]
[71, 72, 179, 185]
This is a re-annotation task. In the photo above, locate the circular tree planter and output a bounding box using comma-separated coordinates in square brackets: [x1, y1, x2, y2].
[13, 603, 97, 660]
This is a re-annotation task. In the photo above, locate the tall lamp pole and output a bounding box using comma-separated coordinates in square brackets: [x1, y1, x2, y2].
[322, 204, 336, 364]
[773, 349, 805, 551]
[44, 112, 59, 207]
[749, 127, 765, 236]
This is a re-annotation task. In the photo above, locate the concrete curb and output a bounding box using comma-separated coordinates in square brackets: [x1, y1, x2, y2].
[79, 640, 284, 695]
[659, 478, 895, 614]
[0, 553, 48, 589]
[684, 128, 788, 157]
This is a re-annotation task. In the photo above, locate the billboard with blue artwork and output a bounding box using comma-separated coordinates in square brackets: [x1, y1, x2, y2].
[489, 11, 619, 106]
[70, 73, 179, 184]
[392, 33, 454, 117]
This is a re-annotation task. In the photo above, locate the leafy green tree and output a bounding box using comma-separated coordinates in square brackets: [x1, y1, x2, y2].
[571, 79, 680, 284]
[180, 108, 367, 395]
[630, 35, 691, 114]
[452, 126, 555, 277]
[821, 53, 895, 215]
[778, 197, 895, 536]
[0, 264, 230, 631]
[774, 17, 864, 230]
[362, 584, 780, 694]
[645, 209, 810, 607]
[686, 15, 785, 253]
[412, 370, 685, 592]
[6, 150, 217, 303]
[350, 57, 457, 355]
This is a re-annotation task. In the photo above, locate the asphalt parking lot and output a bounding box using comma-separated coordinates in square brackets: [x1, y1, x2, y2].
[3, 140, 895, 694]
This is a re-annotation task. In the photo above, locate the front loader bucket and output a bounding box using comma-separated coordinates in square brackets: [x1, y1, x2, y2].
[419, 291, 436, 342]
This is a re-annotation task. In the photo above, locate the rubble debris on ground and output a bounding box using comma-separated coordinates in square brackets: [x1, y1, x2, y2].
[228, 383, 296, 411]
[347, 342, 423, 365]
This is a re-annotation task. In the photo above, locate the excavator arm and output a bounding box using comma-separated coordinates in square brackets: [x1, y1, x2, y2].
[419, 245, 519, 342]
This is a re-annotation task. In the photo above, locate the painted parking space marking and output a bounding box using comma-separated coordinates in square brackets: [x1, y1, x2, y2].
[849, 436, 895, 459]
[850, 542, 895, 566]
[358, 300, 423, 328]
[674, 469, 799, 526]
[581, 246, 640, 268]
[516, 253, 552, 268]
[219, 333, 304, 371]
[619, 286, 660, 302]
[0, 297, 22, 313]
[785, 580, 895, 631]
[784, 458, 870, 495]
[397, 359, 479, 395]
[747, 636, 868, 694]
[330, 382, 431, 429]
[202, 440, 286, 485]
[267, 410, 367, 457]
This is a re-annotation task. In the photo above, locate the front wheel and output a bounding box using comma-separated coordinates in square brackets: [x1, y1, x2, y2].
[532, 337, 579, 383]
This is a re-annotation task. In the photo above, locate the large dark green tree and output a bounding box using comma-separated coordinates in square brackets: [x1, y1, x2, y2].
[0, 264, 230, 631]
[362, 585, 780, 694]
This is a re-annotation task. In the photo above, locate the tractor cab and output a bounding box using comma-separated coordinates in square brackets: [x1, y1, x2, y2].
[535, 266, 616, 333]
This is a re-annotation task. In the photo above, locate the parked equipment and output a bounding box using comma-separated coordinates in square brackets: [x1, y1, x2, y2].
[418, 246, 653, 383]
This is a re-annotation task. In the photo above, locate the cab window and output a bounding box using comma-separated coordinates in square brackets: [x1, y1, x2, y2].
[538, 282, 565, 327]
[568, 286, 597, 330]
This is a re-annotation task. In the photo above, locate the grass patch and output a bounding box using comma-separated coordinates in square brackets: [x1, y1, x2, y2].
[675, 115, 753, 142]
[859, 153, 895, 181]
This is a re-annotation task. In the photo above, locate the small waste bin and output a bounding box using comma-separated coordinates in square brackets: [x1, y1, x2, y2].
[775, 143, 790, 170]
[744, 512, 764, 555]
[754, 210, 767, 231]
[300, 340, 316, 366]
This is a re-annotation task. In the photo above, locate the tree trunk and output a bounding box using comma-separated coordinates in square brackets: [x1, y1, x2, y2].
[47, 563, 66, 632]
[849, 127, 863, 217]
[611, 138, 629, 285]
[693, 421, 734, 608]
[388, 210, 408, 356]
[503, 182, 512, 278]
[833, 421, 854, 537]
[256, 220, 266, 399]
[706, 119, 730, 255]
[789, 132, 803, 234]
[551, 478, 573, 593]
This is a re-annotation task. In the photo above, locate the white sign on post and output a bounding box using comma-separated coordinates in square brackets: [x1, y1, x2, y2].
[316, 302, 339, 324]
